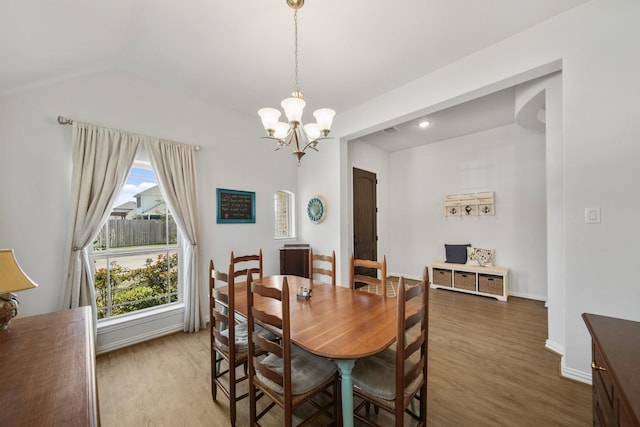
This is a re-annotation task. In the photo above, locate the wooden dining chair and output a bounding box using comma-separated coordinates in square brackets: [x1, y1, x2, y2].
[210, 259, 248, 426]
[308, 249, 336, 285]
[246, 273, 341, 427]
[210, 259, 277, 426]
[350, 255, 388, 296]
[231, 249, 263, 287]
[351, 267, 430, 427]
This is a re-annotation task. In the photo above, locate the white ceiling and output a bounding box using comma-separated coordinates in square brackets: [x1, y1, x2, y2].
[354, 87, 518, 152]
[0, 0, 587, 144]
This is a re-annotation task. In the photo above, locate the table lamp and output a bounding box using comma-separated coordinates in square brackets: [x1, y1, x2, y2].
[0, 249, 38, 330]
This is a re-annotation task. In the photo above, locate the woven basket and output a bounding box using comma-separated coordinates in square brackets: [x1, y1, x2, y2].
[454, 271, 476, 291]
[432, 268, 452, 287]
[478, 274, 503, 295]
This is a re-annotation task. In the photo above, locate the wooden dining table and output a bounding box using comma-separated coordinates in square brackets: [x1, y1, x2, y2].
[228, 275, 399, 427]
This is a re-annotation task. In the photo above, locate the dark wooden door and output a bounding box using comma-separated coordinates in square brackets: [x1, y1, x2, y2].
[353, 167, 377, 276]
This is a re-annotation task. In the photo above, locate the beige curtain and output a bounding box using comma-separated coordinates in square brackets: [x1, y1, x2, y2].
[146, 140, 202, 332]
[63, 122, 141, 315]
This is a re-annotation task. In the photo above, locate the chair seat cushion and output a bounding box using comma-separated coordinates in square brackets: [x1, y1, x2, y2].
[352, 348, 423, 401]
[257, 345, 337, 395]
[216, 322, 249, 352]
[216, 322, 277, 353]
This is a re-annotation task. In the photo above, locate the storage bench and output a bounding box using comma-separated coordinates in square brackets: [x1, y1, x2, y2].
[430, 261, 509, 301]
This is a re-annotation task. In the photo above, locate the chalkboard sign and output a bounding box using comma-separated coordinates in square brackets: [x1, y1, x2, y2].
[216, 188, 256, 224]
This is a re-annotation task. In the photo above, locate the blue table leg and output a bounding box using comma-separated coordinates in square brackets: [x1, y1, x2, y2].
[335, 359, 356, 427]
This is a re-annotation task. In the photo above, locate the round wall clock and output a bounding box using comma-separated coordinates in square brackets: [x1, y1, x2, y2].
[307, 196, 325, 223]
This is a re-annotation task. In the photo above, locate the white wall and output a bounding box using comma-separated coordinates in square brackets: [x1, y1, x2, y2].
[387, 124, 547, 299]
[296, 139, 342, 273]
[302, 0, 640, 381]
[0, 69, 299, 350]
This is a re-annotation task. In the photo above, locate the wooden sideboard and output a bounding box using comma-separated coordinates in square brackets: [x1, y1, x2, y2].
[279, 244, 310, 278]
[583, 313, 640, 426]
[0, 306, 99, 426]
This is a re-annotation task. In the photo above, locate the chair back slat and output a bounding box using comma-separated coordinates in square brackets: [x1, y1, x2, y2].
[213, 288, 229, 305]
[251, 332, 280, 355]
[212, 269, 228, 282]
[309, 250, 336, 285]
[212, 328, 228, 348]
[405, 333, 424, 359]
[405, 308, 424, 330]
[252, 310, 283, 330]
[253, 358, 284, 387]
[404, 354, 425, 385]
[231, 250, 263, 284]
[350, 255, 387, 295]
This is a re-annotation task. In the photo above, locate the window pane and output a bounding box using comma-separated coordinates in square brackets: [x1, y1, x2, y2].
[275, 190, 294, 238]
[94, 257, 110, 319]
[168, 213, 178, 245]
[94, 251, 178, 319]
[93, 164, 180, 321]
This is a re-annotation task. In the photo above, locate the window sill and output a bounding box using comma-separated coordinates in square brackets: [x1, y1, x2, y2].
[96, 303, 186, 354]
[97, 302, 185, 334]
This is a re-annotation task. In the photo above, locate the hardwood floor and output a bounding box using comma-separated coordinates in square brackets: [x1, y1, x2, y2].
[96, 287, 591, 426]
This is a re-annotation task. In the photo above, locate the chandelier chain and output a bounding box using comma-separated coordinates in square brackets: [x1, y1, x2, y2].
[293, 9, 300, 96]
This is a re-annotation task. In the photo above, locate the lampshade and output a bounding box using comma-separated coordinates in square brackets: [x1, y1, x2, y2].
[273, 122, 291, 140]
[303, 123, 321, 141]
[0, 249, 38, 294]
[257, 108, 281, 133]
[281, 97, 306, 123]
[313, 108, 336, 133]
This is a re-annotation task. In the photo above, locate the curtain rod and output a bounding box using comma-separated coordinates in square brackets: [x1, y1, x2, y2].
[57, 115, 202, 151]
[57, 115, 74, 125]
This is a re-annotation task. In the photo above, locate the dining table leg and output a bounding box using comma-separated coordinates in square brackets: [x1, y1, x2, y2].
[335, 359, 356, 427]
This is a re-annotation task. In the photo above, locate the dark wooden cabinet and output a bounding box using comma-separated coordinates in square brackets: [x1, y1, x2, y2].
[279, 244, 310, 278]
[583, 313, 640, 426]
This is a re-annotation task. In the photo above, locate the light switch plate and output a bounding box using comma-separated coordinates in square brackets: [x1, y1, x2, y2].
[584, 207, 601, 224]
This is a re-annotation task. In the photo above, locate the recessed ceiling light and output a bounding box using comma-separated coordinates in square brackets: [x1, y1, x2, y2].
[417, 120, 430, 129]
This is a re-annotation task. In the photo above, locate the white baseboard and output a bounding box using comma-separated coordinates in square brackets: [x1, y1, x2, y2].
[545, 339, 564, 356]
[561, 357, 592, 385]
[545, 339, 592, 385]
[508, 291, 546, 301]
[562, 364, 592, 385]
[388, 271, 422, 281]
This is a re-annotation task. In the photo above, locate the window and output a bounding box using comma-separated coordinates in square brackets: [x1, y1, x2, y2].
[93, 163, 180, 320]
[274, 190, 295, 239]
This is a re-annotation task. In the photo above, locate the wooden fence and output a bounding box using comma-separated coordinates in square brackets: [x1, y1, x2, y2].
[94, 219, 178, 249]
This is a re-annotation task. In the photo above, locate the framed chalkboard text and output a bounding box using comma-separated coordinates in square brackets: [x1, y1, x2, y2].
[216, 188, 256, 224]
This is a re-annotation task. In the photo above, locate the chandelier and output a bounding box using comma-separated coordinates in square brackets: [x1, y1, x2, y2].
[258, 0, 336, 165]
